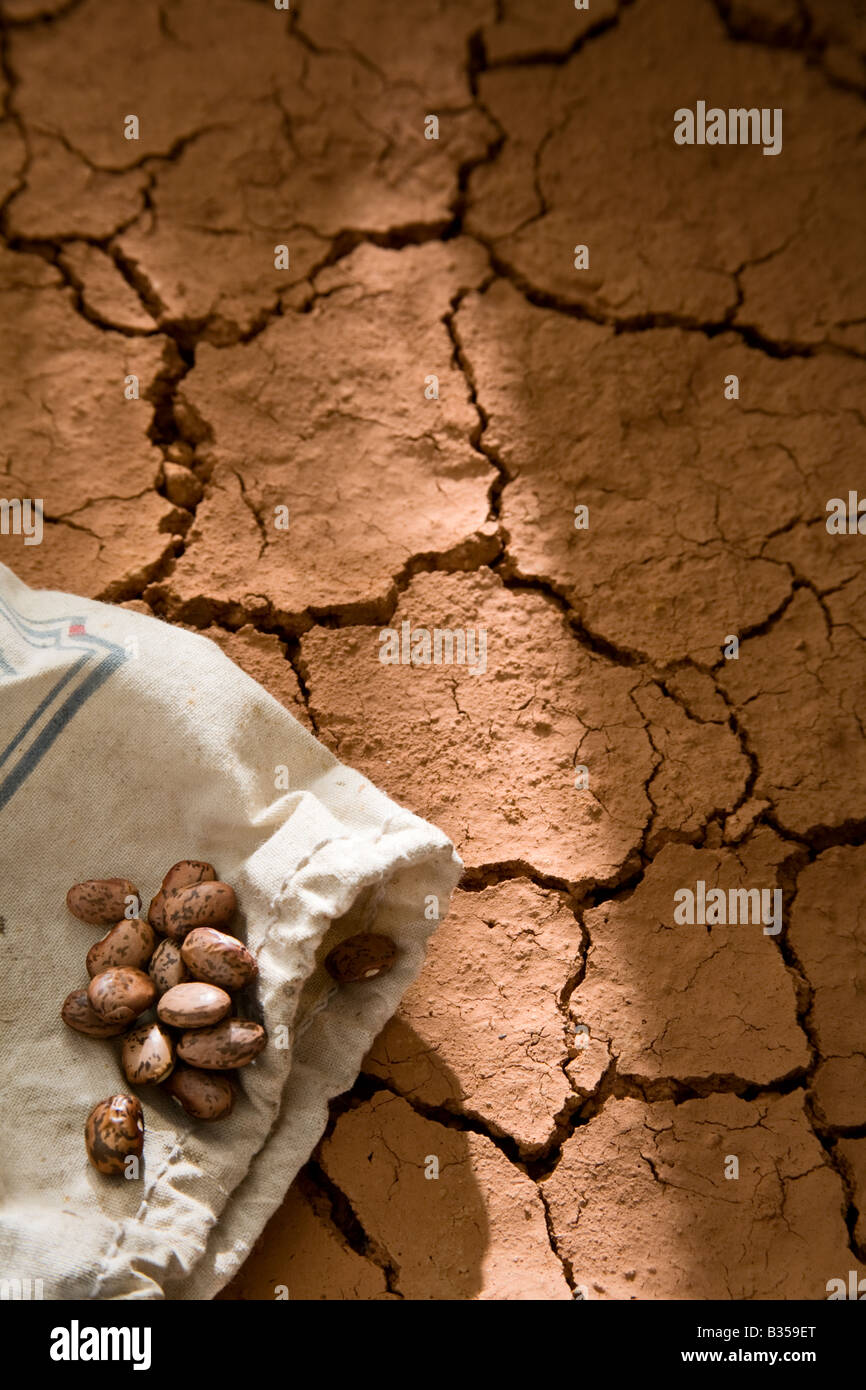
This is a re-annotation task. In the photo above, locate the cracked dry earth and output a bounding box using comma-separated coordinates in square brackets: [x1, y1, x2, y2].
[1, 0, 865, 1301]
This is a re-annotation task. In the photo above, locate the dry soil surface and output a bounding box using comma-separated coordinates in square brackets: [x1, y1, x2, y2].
[1, 0, 864, 1300]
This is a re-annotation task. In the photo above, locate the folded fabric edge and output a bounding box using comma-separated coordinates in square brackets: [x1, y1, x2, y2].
[94, 819, 462, 1299]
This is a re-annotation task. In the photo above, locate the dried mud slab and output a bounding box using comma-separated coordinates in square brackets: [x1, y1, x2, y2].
[7, 494, 183, 600]
[0, 247, 178, 595]
[482, 0, 618, 63]
[804, 0, 866, 87]
[0, 118, 27, 205]
[10, 0, 303, 165]
[543, 1092, 861, 1299]
[762, 487, 866, 616]
[718, 0, 806, 44]
[114, 110, 330, 337]
[630, 677, 748, 849]
[113, 82, 492, 337]
[58, 244, 158, 332]
[301, 0, 494, 109]
[812, 1058, 866, 1134]
[457, 278, 866, 665]
[216, 1182, 392, 1301]
[11, 0, 494, 335]
[290, 0, 500, 228]
[572, 835, 809, 1086]
[364, 880, 582, 1152]
[6, 134, 148, 242]
[719, 591, 866, 834]
[468, 0, 866, 348]
[836, 1138, 866, 1257]
[0, 0, 74, 18]
[0, 245, 166, 509]
[788, 847, 866, 1128]
[717, 4, 866, 120]
[319, 1091, 572, 1299]
[160, 242, 494, 622]
[302, 569, 748, 882]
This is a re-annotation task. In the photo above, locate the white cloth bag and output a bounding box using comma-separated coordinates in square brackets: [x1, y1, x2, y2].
[0, 562, 461, 1299]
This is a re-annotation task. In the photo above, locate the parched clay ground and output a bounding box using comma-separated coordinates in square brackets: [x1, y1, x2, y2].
[1, 0, 865, 1299]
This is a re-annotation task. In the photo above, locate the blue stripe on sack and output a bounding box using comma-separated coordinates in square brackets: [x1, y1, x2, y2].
[0, 647, 126, 812]
[0, 655, 89, 769]
[0, 593, 122, 656]
[0, 591, 86, 632]
[0, 587, 129, 810]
